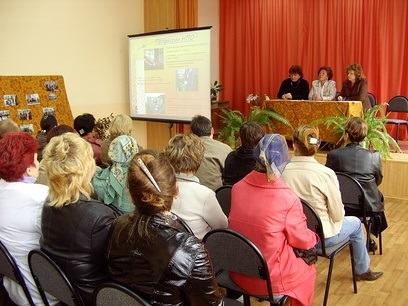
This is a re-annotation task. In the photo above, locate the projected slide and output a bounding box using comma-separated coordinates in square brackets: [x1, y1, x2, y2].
[128, 27, 211, 123]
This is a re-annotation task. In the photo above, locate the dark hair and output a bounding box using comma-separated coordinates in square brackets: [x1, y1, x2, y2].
[73, 113, 96, 136]
[40, 115, 58, 132]
[46, 125, 76, 143]
[190, 115, 212, 137]
[289, 65, 303, 78]
[239, 122, 265, 149]
[293, 125, 320, 156]
[345, 117, 368, 142]
[0, 132, 38, 182]
[318, 66, 334, 80]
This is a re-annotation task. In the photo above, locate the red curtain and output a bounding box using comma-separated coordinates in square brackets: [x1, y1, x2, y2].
[219, 0, 408, 139]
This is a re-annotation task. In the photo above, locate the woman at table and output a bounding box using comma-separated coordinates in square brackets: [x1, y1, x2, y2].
[308, 66, 337, 101]
[277, 65, 309, 100]
[337, 63, 371, 110]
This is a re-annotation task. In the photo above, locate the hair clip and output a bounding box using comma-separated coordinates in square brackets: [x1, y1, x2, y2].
[308, 137, 321, 146]
[136, 158, 161, 193]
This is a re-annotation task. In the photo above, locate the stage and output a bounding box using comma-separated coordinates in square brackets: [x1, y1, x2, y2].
[311, 149, 408, 201]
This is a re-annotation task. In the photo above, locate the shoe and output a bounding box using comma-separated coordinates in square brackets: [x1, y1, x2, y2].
[369, 239, 378, 253]
[357, 269, 383, 281]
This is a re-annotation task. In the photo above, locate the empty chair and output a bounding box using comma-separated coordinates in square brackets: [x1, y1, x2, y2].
[203, 228, 288, 306]
[367, 92, 377, 108]
[300, 199, 357, 306]
[0, 240, 35, 306]
[28, 249, 84, 306]
[336, 172, 383, 255]
[215, 185, 233, 216]
[92, 282, 150, 306]
[385, 95, 408, 143]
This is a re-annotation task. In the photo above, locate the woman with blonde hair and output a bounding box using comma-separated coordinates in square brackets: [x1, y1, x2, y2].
[282, 125, 383, 281]
[40, 133, 117, 304]
[107, 150, 224, 305]
[164, 134, 228, 239]
[101, 114, 140, 166]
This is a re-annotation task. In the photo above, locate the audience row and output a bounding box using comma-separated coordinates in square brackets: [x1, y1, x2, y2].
[0, 112, 385, 306]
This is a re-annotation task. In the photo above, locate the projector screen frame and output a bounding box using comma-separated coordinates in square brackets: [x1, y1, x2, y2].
[128, 26, 212, 125]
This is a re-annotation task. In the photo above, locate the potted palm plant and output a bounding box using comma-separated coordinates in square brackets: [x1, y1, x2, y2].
[210, 81, 223, 102]
[311, 103, 402, 159]
[218, 94, 292, 149]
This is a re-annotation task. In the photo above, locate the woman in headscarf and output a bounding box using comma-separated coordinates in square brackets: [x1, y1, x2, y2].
[93, 135, 139, 214]
[228, 134, 319, 306]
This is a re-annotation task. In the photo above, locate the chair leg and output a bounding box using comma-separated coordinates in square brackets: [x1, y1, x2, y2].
[379, 232, 383, 255]
[243, 294, 251, 306]
[349, 244, 357, 294]
[396, 123, 400, 144]
[323, 257, 336, 306]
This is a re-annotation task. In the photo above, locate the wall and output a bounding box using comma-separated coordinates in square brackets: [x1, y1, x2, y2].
[0, 0, 147, 146]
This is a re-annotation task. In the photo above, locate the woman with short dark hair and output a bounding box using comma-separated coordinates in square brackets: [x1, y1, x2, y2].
[308, 66, 337, 101]
[277, 65, 309, 100]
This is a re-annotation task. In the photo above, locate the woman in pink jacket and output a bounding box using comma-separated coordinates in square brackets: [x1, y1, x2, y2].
[229, 134, 319, 306]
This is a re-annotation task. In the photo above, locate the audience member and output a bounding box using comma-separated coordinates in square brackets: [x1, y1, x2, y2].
[164, 134, 228, 239]
[223, 121, 265, 185]
[74, 113, 103, 165]
[93, 135, 138, 214]
[277, 65, 309, 100]
[100, 114, 140, 167]
[36, 114, 58, 161]
[308, 66, 337, 101]
[0, 132, 59, 306]
[190, 115, 232, 191]
[36, 125, 76, 186]
[229, 134, 319, 306]
[326, 117, 388, 251]
[107, 150, 224, 305]
[337, 63, 370, 110]
[40, 133, 117, 304]
[0, 119, 19, 138]
[281, 125, 383, 281]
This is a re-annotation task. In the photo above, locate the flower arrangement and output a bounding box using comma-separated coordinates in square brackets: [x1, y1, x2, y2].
[246, 93, 271, 107]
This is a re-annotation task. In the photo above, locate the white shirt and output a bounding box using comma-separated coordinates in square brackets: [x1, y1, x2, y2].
[308, 79, 337, 101]
[171, 173, 228, 239]
[0, 179, 58, 306]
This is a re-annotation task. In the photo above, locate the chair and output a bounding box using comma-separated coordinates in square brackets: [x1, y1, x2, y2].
[203, 228, 288, 306]
[385, 95, 408, 144]
[336, 172, 383, 255]
[300, 199, 357, 306]
[0, 240, 35, 306]
[92, 282, 150, 306]
[28, 249, 84, 306]
[367, 92, 377, 108]
[215, 185, 233, 216]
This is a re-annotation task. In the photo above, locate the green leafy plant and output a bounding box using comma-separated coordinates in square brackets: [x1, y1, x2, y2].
[210, 81, 223, 100]
[218, 106, 292, 149]
[311, 104, 402, 159]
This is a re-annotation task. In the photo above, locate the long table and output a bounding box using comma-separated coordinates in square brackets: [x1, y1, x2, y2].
[264, 99, 363, 143]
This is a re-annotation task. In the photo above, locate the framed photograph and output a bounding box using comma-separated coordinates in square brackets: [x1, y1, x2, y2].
[43, 107, 56, 117]
[26, 93, 40, 105]
[0, 110, 11, 120]
[3, 94, 17, 106]
[45, 80, 59, 91]
[20, 124, 34, 135]
[18, 109, 32, 120]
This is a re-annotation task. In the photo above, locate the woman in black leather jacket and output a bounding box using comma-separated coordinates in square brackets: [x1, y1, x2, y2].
[107, 150, 224, 305]
[40, 133, 118, 304]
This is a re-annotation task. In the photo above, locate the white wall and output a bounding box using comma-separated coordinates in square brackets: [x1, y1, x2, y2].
[198, 0, 220, 83]
[0, 0, 147, 146]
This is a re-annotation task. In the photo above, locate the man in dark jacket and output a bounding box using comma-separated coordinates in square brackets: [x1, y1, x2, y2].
[326, 117, 388, 251]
